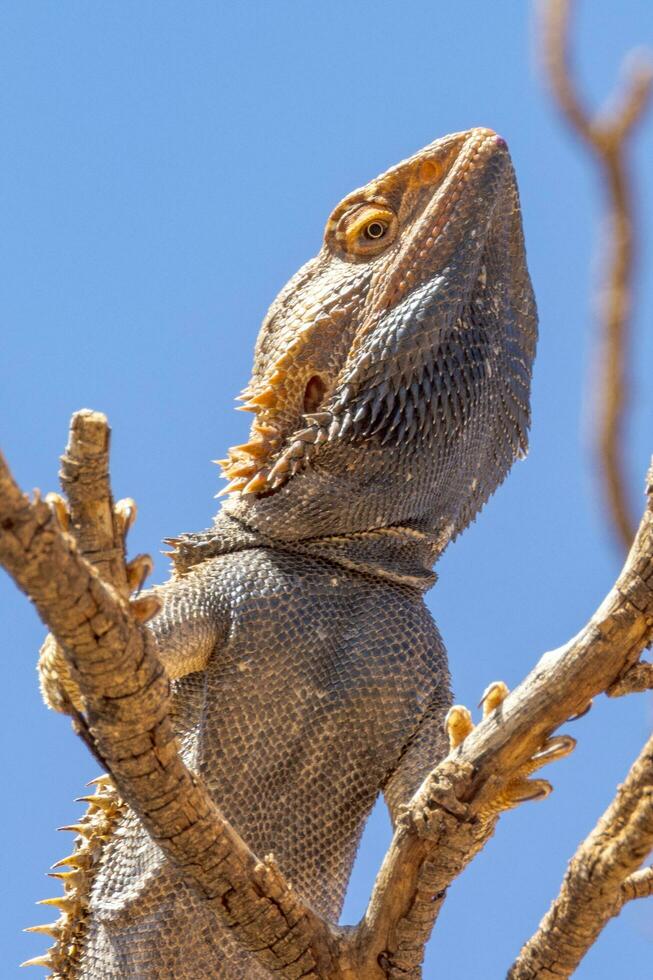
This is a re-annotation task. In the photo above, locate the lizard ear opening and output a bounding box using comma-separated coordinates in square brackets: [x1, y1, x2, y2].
[303, 375, 327, 414]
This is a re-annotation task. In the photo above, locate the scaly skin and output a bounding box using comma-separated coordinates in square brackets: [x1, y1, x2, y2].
[31, 128, 537, 977]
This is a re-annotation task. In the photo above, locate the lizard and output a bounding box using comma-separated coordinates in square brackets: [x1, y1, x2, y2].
[25, 126, 540, 978]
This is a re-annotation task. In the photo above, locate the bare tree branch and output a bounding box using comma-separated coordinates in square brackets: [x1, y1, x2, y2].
[0, 443, 340, 979]
[347, 460, 653, 976]
[3, 426, 653, 977]
[509, 731, 653, 978]
[541, 0, 653, 550]
[38, 410, 135, 715]
[1, 8, 650, 977]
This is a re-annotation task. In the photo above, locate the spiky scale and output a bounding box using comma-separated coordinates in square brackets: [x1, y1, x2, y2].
[446, 379, 463, 424]
[297, 426, 319, 444]
[242, 472, 269, 494]
[375, 378, 390, 399]
[24, 922, 64, 939]
[20, 954, 54, 969]
[367, 391, 386, 429]
[356, 351, 372, 371]
[223, 460, 257, 479]
[386, 405, 403, 438]
[325, 416, 339, 440]
[51, 853, 88, 870]
[405, 416, 419, 442]
[217, 477, 249, 497]
[336, 383, 354, 408]
[416, 397, 427, 428]
[266, 455, 290, 487]
[48, 869, 81, 884]
[38, 896, 77, 914]
[339, 413, 354, 439]
[254, 422, 280, 439]
[442, 391, 454, 430]
[284, 441, 304, 462]
[248, 388, 277, 409]
[57, 824, 92, 838]
[231, 440, 268, 459]
[309, 410, 333, 426]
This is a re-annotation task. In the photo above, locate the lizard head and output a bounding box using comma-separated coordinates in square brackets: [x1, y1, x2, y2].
[219, 128, 537, 545]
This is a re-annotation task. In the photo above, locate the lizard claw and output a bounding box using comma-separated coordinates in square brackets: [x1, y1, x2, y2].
[126, 553, 154, 594]
[530, 734, 576, 767]
[445, 704, 474, 750]
[568, 700, 593, 721]
[130, 594, 162, 623]
[478, 680, 509, 715]
[503, 778, 553, 805]
[114, 497, 137, 539]
[446, 680, 510, 751]
[445, 681, 576, 816]
[45, 492, 70, 531]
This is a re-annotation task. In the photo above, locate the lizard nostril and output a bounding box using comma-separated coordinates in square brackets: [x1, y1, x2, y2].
[303, 375, 326, 414]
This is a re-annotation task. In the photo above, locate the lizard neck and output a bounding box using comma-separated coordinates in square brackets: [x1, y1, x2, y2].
[169, 511, 453, 592]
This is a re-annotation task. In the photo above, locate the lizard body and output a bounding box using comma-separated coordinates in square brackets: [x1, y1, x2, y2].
[32, 128, 537, 977]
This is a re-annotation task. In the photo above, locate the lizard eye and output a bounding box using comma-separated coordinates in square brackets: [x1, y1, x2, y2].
[364, 220, 387, 240]
[333, 203, 398, 258]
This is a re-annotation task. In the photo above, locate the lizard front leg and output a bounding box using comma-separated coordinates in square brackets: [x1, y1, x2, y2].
[37, 411, 223, 715]
[39, 528, 227, 709]
[37, 492, 159, 713]
[29, 512, 227, 975]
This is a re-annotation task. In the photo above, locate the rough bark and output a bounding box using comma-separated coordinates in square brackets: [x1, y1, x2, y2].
[0, 434, 341, 979]
[38, 410, 134, 715]
[508, 732, 653, 978]
[2, 416, 653, 977]
[347, 462, 653, 976]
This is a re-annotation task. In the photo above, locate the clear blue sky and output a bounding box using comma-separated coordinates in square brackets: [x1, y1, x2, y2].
[1, 3, 651, 976]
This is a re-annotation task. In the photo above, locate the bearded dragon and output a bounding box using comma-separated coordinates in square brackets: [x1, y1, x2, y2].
[25, 127, 538, 977]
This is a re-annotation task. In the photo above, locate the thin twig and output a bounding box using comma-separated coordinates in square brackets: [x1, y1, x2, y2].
[607, 658, 653, 696]
[621, 865, 653, 903]
[542, 0, 653, 550]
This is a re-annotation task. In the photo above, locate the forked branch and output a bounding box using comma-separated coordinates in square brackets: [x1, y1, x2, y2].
[349, 460, 653, 976]
[0, 430, 339, 979]
[542, 0, 653, 550]
[2, 417, 653, 978]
